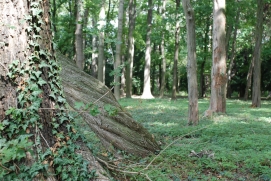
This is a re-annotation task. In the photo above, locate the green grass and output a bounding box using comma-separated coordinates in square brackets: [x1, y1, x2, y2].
[117, 98, 271, 181]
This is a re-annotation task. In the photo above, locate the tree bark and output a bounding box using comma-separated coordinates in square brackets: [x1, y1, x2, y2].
[252, 0, 264, 107]
[159, 0, 167, 98]
[141, 0, 154, 99]
[126, 0, 136, 98]
[75, 0, 84, 70]
[182, 0, 199, 125]
[98, 3, 106, 83]
[114, 0, 124, 100]
[57, 53, 160, 156]
[0, 0, 109, 180]
[172, 0, 181, 100]
[209, 0, 227, 113]
[92, 17, 99, 78]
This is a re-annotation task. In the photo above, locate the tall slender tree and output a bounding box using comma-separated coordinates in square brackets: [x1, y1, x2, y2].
[98, 2, 106, 83]
[141, 0, 154, 99]
[252, 0, 264, 107]
[172, 0, 181, 100]
[126, 0, 137, 98]
[182, 0, 199, 125]
[74, 0, 84, 70]
[159, 0, 167, 98]
[114, 0, 124, 100]
[208, 0, 227, 113]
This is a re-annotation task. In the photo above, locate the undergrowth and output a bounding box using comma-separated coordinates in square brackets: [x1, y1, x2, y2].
[113, 98, 271, 181]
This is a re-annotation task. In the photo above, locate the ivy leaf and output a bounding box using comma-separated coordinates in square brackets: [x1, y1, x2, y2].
[39, 61, 49, 68]
[74, 102, 85, 110]
[89, 106, 100, 116]
[37, 78, 46, 86]
[57, 96, 66, 103]
[34, 70, 42, 78]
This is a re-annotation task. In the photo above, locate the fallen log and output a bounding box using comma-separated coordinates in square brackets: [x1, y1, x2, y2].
[58, 53, 160, 156]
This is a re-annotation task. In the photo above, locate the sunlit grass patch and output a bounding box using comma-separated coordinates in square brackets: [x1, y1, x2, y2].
[119, 98, 271, 180]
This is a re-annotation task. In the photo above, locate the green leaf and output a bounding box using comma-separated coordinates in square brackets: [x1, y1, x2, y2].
[89, 106, 100, 116]
[74, 102, 85, 110]
[37, 78, 46, 86]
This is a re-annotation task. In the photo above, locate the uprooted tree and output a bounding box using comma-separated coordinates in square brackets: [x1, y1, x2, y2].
[0, 0, 159, 180]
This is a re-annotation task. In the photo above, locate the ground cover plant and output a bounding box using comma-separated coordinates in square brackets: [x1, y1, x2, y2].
[111, 97, 271, 181]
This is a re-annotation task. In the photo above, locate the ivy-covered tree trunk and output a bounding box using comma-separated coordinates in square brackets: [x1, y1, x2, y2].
[0, 0, 108, 180]
[171, 0, 181, 100]
[182, 0, 199, 125]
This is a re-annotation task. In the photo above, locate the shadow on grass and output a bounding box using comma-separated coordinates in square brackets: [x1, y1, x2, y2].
[119, 98, 271, 180]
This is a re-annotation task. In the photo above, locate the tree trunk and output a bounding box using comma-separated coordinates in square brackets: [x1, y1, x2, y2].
[0, 1, 109, 180]
[199, 16, 211, 98]
[159, 0, 167, 98]
[252, 0, 264, 107]
[244, 58, 254, 100]
[114, 0, 124, 100]
[172, 0, 181, 100]
[141, 0, 154, 99]
[75, 0, 84, 70]
[209, 0, 227, 113]
[98, 3, 106, 83]
[92, 17, 99, 78]
[57, 52, 160, 156]
[226, 6, 240, 98]
[126, 0, 136, 98]
[182, 0, 199, 125]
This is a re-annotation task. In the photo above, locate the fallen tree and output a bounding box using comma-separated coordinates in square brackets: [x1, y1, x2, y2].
[57, 53, 160, 157]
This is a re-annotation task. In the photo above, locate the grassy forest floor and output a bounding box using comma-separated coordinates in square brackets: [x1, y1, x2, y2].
[81, 97, 271, 181]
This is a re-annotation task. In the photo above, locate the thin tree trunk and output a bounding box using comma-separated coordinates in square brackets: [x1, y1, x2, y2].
[172, 0, 181, 100]
[92, 18, 98, 78]
[98, 3, 106, 83]
[209, 0, 227, 113]
[126, 0, 136, 98]
[252, 0, 264, 107]
[199, 16, 210, 98]
[159, 0, 167, 98]
[141, 0, 154, 99]
[114, 0, 124, 100]
[75, 0, 84, 70]
[226, 5, 240, 98]
[182, 0, 199, 125]
[244, 58, 254, 100]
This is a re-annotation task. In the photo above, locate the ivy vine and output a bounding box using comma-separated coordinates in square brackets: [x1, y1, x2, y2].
[0, 0, 96, 180]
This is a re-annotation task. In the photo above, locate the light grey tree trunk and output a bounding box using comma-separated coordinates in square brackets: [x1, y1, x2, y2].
[182, 0, 199, 125]
[252, 0, 264, 107]
[172, 0, 181, 100]
[209, 0, 227, 113]
[98, 3, 106, 83]
[141, 0, 154, 99]
[75, 0, 84, 70]
[126, 0, 136, 98]
[159, 0, 167, 98]
[92, 18, 98, 78]
[114, 0, 124, 100]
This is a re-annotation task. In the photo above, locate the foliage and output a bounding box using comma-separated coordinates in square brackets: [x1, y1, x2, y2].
[115, 98, 271, 180]
[0, 1, 96, 180]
